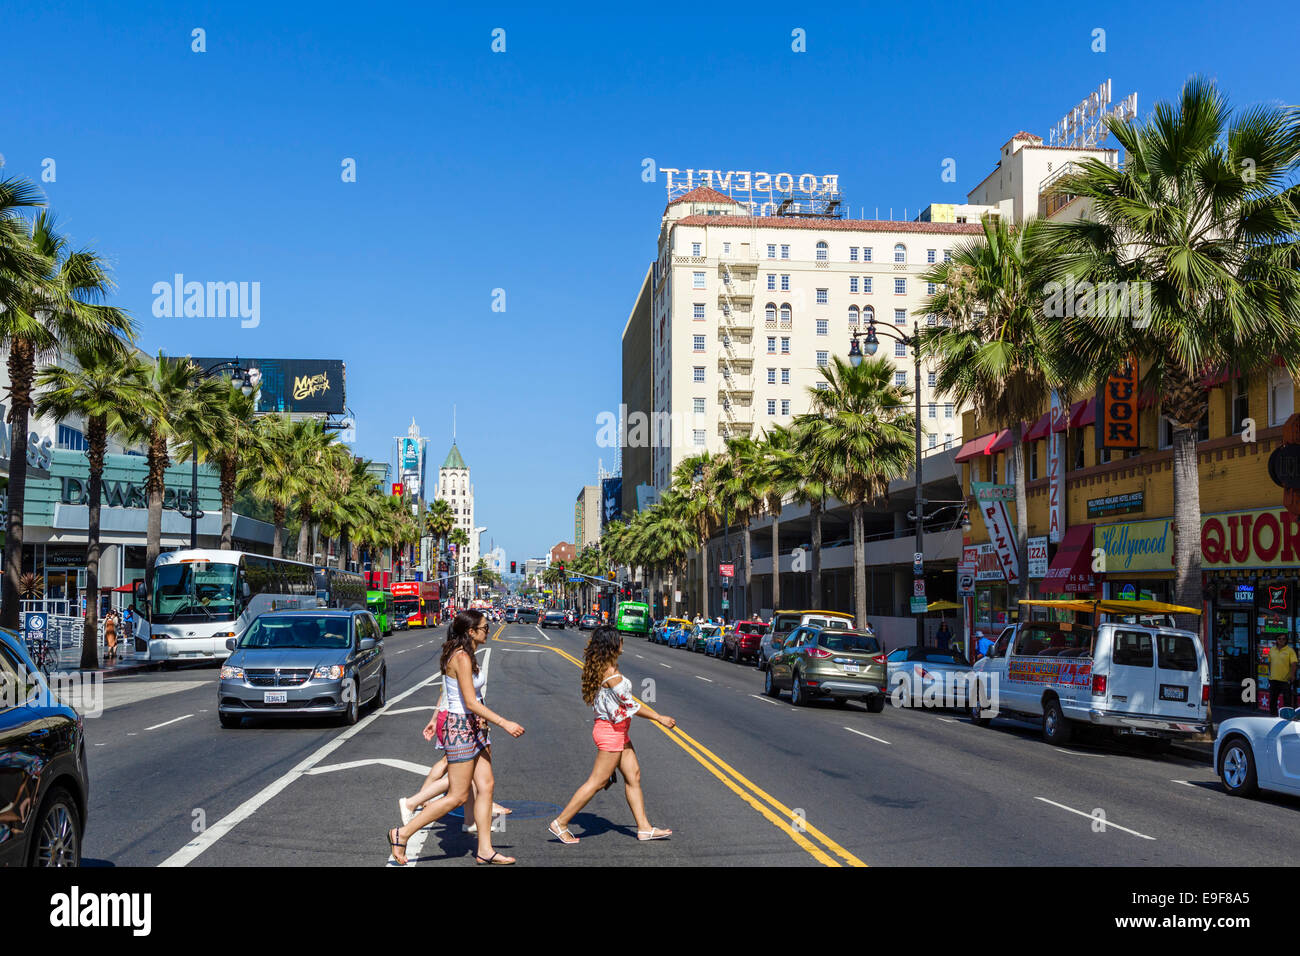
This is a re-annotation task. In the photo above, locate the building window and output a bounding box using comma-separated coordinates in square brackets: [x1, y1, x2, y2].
[780, 305, 792, 324]
[1159, 413, 1210, 448]
[928, 433, 937, 449]
[767, 244, 776, 258]
[863, 306, 875, 325]
[927, 249, 936, 263]
[694, 429, 706, 446]
[895, 309, 907, 325]
[848, 306, 860, 327]
[692, 242, 701, 256]
[816, 319, 828, 335]
[1028, 445, 1040, 480]
[767, 274, 776, 290]
[781, 399, 790, 415]
[693, 366, 705, 383]
[928, 403, 936, 418]
[693, 303, 705, 319]
[1231, 376, 1250, 434]
[928, 371, 937, 387]
[57, 424, 87, 451]
[781, 244, 790, 259]
[894, 243, 906, 264]
[895, 278, 907, 295]
[1271, 367, 1295, 426]
[863, 277, 872, 293]
[781, 368, 790, 384]
[815, 381, 830, 391]
[816, 241, 828, 261]
[768, 368, 777, 384]
[816, 288, 828, 305]
[780, 274, 790, 291]
[927, 282, 937, 295]
[945, 404, 953, 418]
[945, 432, 954, 447]
[895, 371, 907, 386]
[694, 397, 706, 414]
[943, 249, 952, 262]
[767, 336, 777, 353]
[850, 247, 859, 261]
[723, 242, 731, 255]
[863, 247, 873, 262]
[767, 399, 777, 415]
[693, 334, 705, 351]
[693, 272, 706, 289]
[816, 351, 829, 367]
[895, 341, 907, 357]
[780, 337, 790, 354]
[849, 276, 859, 293]
[766, 303, 777, 322]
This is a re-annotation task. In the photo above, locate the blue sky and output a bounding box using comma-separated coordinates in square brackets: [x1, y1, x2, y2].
[5, 1, 1298, 563]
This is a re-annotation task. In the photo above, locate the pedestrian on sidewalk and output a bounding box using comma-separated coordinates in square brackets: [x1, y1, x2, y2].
[388, 610, 524, 866]
[549, 626, 675, 845]
[1269, 633, 1298, 715]
[104, 610, 118, 663]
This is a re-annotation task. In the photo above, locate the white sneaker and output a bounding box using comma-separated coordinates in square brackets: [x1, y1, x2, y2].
[398, 798, 414, 827]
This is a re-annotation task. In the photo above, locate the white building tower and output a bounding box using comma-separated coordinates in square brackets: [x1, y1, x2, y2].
[436, 441, 481, 603]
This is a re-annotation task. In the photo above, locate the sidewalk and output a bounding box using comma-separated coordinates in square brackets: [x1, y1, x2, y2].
[52, 643, 159, 677]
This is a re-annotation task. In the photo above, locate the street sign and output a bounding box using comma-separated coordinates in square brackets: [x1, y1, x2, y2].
[719, 563, 735, 578]
[909, 596, 928, 614]
[957, 573, 975, 597]
[721, 597, 730, 610]
[913, 552, 923, 575]
[24, 612, 46, 633]
[913, 579, 926, 598]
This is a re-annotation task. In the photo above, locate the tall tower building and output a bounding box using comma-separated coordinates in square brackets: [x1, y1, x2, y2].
[436, 441, 481, 603]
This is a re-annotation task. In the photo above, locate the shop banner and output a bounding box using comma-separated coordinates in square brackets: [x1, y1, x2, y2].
[972, 544, 1004, 582]
[971, 482, 1014, 503]
[1202, 507, 1300, 569]
[1028, 536, 1049, 579]
[1087, 491, 1144, 519]
[1096, 518, 1173, 572]
[1097, 357, 1139, 451]
[1048, 390, 1066, 544]
[980, 498, 1020, 584]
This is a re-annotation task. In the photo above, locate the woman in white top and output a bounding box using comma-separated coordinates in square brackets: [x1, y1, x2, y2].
[549, 626, 674, 845]
[389, 610, 525, 865]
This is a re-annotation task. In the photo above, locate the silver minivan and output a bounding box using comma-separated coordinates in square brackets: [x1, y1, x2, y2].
[218, 609, 386, 728]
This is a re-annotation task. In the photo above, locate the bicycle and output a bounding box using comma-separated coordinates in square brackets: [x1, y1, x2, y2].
[25, 637, 56, 678]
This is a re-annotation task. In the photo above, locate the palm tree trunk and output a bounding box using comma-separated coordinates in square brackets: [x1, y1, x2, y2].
[699, 544, 708, 618]
[1171, 426, 1203, 629]
[852, 502, 867, 629]
[742, 520, 752, 620]
[1, 340, 35, 630]
[81, 417, 108, 669]
[145, 430, 167, 604]
[297, 508, 311, 561]
[272, 505, 286, 558]
[1009, 421, 1029, 603]
[770, 510, 781, 613]
[220, 456, 236, 550]
[810, 499, 824, 607]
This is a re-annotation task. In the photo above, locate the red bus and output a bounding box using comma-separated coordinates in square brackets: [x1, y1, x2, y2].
[392, 581, 439, 628]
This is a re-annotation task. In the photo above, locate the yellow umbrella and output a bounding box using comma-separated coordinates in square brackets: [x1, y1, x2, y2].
[926, 599, 962, 612]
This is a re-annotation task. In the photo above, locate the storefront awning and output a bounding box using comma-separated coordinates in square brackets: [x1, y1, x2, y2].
[1039, 524, 1097, 594]
[987, 428, 1017, 454]
[954, 433, 998, 462]
[1071, 399, 1097, 429]
[1025, 412, 1052, 442]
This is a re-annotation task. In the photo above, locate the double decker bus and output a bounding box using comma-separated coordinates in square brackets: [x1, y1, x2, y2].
[144, 550, 318, 662]
[391, 582, 439, 628]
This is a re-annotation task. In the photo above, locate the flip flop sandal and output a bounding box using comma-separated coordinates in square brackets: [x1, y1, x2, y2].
[637, 827, 672, 841]
[475, 851, 516, 865]
[602, 773, 618, 791]
[387, 828, 408, 864]
[548, 819, 579, 844]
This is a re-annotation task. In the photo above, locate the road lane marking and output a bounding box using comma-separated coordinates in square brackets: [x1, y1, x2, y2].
[659, 663, 672, 669]
[396, 649, 409, 654]
[306, 758, 429, 776]
[936, 717, 958, 724]
[161, 624, 504, 868]
[145, 714, 193, 731]
[383, 705, 438, 716]
[1033, 797, 1155, 840]
[843, 727, 891, 746]
[1054, 748, 1105, 757]
[533, 626, 551, 642]
[1171, 779, 1196, 788]
[695, 676, 713, 683]
[749, 694, 780, 706]
[636, 655, 643, 659]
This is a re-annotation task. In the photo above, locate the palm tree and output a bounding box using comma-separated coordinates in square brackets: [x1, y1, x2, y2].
[283, 419, 340, 562]
[242, 414, 296, 557]
[0, 209, 137, 629]
[643, 491, 695, 617]
[1042, 77, 1300, 623]
[787, 424, 832, 608]
[199, 377, 260, 550]
[754, 425, 798, 612]
[35, 350, 150, 666]
[918, 214, 1069, 603]
[795, 356, 917, 629]
[671, 452, 722, 618]
[448, 526, 470, 601]
[720, 435, 763, 618]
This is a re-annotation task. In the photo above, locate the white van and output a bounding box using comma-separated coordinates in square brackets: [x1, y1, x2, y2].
[971, 602, 1209, 746]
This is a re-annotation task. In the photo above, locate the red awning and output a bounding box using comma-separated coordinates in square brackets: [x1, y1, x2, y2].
[987, 429, 1016, 454]
[110, 583, 136, 593]
[954, 432, 998, 462]
[1025, 412, 1052, 442]
[1039, 525, 1097, 594]
[1072, 399, 1097, 429]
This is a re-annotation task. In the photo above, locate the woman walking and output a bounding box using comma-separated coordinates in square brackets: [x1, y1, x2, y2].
[549, 626, 674, 845]
[104, 609, 118, 663]
[388, 610, 524, 865]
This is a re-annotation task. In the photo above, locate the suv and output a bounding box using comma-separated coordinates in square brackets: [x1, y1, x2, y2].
[758, 610, 854, 670]
[0, 628, 89, 866]
[539, 610, 567, 629]
[516, 607, 540, 624]
[764, 626, 887, 711]
[723, 619, 767, 664]
[972, 609, 1209, 745]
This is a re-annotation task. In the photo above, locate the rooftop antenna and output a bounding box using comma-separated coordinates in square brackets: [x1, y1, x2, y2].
[452, 404, 456, 443]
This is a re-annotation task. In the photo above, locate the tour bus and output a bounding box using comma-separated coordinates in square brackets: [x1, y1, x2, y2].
[367, 590, 393, 635]
[314, 567, 368, 610]
[145, 550, 319, 662]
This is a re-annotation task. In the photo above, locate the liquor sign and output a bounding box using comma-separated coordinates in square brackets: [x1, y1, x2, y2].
[1088, 491, 1144, 519]
[1048, 390, 1066, 544]
[1097, 358, 1139, 451]
[1201, 507, 1300, 569]
[1028, 536, 1050, 579]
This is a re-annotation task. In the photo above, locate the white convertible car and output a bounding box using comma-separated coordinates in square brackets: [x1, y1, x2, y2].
[1214, 708, 1300, 797]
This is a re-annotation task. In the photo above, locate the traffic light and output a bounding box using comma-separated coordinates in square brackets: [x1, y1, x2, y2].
[510, 561, 517, 574]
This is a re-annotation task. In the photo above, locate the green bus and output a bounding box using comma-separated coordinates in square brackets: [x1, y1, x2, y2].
[615, 600, 651, 638]
[367, 590, 393, 635]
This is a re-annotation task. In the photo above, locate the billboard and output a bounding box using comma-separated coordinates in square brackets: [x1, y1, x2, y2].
[601, 477, 623, 529]
[191, 358, 346, 415]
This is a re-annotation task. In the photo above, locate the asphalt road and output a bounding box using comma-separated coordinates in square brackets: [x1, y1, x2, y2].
[75, 621, 1300, 867]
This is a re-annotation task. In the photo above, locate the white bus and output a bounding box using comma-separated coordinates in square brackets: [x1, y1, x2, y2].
[144, 550, 319, 662]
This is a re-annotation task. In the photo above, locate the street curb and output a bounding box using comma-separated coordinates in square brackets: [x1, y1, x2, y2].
[60, 660, 161, 678]
[1171, 741, 1213, 763]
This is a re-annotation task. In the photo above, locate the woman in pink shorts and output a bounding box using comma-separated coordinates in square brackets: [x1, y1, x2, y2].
[549, 626, 675, 845]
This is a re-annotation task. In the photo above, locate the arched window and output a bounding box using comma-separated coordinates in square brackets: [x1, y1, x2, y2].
[765, 303, 777, 322]
[893, 243, 906, 264]
[848, 305, 860, 327]
[780, 304, 792, 323]
[863, 305, 875, 325]
[815, 241, 828, 261]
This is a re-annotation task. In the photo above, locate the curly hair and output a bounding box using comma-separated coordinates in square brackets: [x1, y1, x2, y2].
[581, 626, 624, 706]
[441, 609, 483, 676]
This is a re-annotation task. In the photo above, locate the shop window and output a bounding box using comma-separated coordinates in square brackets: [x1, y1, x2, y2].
[1231, 375, 1250, 434]
[1269, 367, 1295, 427]
[1028, 445, 1040, 480]
[1071, 432, 1086, 470]
[1158, 413, 1210, 449]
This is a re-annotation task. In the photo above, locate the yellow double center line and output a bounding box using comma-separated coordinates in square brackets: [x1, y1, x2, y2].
[495, 632, 865, 867]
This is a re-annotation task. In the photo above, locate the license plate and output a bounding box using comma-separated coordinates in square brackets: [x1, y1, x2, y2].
[264, 691, 288, 704]
[843, 663, 860, 673]
[1160, 684, 1187, 702]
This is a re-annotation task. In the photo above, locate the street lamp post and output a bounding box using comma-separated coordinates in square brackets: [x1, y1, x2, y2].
[183, 360, 256, 549]
[849, 319, 926, 649]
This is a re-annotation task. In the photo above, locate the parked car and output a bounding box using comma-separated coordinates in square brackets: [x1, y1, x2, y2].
[0, 627, 89, 866]
[652, 617, 689, 644]
[758, 610, 854, 670]
[971, 601, 1209, 745]
[886, 646, 973, 708]
[723, 619, 767, 664]
[540, 610, 567, 629]
[516, 607, 540, 624]
[704, 626, 729, 658]
[764, 626, 887, 711]
[688, 623, 719, 652]
[1215, 707, 1300, 798]
[615, 601, 652, 639]
[579, 614, 600, 630]
[668, 622, 696, 649]
[218, 609, 387, 728]
[504, 608, 519, 623]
